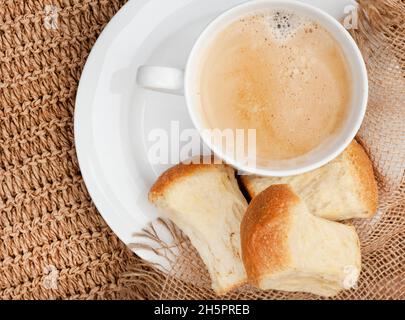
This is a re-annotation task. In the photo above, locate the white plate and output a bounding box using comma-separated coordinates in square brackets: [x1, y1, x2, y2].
[74, 0, 357, 267]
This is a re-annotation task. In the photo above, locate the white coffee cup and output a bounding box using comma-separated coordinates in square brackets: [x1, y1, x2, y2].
[136, 0, 368, 177]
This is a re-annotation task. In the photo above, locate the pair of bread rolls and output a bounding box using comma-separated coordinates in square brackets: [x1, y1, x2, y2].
[148, 141, 378, 296]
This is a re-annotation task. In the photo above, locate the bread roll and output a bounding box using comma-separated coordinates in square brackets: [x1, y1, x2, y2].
[241, 140, 378, 220]
[149, 160, 248, 295]
[241, 184, 361, 297]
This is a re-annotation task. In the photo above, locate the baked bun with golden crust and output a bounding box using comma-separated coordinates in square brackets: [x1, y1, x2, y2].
[241, 184, 361, 297]
[149, 159, 248, 295]
[241, 140, 378, 221]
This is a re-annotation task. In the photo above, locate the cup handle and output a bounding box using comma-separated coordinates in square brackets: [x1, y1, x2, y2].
[136, 66, 185, 95]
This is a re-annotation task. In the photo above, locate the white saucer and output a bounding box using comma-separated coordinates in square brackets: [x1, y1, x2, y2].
[74, 0, 357, 267]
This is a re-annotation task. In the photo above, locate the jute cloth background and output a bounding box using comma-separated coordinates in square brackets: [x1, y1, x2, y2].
[0, 0, 403, 300]
[120, 0, 405, 300]
[0, 0, 140, 299]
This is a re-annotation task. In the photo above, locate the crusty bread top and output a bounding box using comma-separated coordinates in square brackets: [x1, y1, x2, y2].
[241, 184, 298, 285]
[343, 140, 379, 216]
[149, 156, 226, 201]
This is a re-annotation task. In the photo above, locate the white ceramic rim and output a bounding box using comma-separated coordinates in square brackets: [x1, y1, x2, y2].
[184, 0, 368, 177]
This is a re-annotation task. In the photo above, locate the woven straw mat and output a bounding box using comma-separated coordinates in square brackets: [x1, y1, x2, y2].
[0, 0, 142, 300]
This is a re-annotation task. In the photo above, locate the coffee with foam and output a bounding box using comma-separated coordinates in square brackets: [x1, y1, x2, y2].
[197, 10, 352, 166]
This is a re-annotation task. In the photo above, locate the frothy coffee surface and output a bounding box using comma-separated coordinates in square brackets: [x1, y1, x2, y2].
[198, 10, 352, 164]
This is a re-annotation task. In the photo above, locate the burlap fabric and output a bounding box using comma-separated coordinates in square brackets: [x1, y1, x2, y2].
[121, 0, 405, 300]
[0, 0, 145, 299]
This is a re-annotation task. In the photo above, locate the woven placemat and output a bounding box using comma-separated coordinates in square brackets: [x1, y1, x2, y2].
[0, 0, 141, 299]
